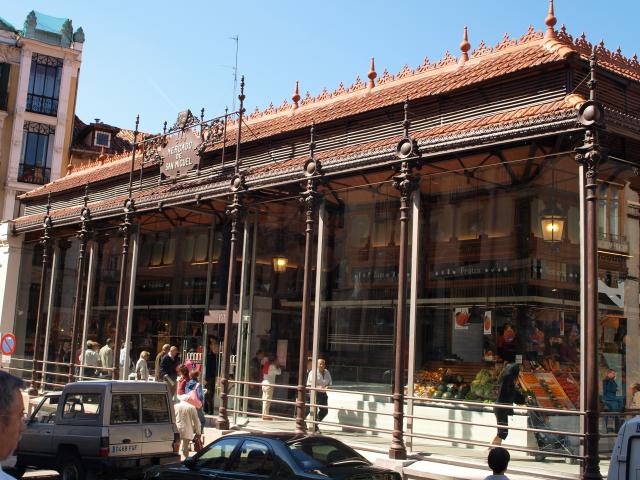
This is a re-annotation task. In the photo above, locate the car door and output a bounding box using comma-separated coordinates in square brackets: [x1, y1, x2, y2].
[140, 393, 175, 456]
[218, 439, 276, 480]
[17, 395, 59, 457]
[109, 393, 143, 457]
[182, 436, 243, 479]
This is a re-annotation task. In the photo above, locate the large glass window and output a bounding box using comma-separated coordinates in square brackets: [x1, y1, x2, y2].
[317, 179, 402, 393]
[26, 53, 62, 116]
[19, 122, 55, 184]
[0, 62, 9, 110]
[596, 159, 639, 434]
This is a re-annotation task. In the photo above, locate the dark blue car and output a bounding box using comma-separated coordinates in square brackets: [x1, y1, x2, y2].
[144, 433, 401, 480]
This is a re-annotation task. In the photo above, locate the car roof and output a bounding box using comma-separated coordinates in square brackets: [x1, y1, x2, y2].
[227, 432, 339, 444]
[63, 381, 170, 394]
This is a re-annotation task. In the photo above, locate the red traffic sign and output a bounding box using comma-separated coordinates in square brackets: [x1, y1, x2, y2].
[1, 333, 16, 355]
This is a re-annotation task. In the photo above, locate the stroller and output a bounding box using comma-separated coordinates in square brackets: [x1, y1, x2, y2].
[528, 407, 577, 464]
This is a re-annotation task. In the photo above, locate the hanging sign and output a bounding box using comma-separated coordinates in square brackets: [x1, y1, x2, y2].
[483, 311, 492, 335]
[1, 333, 16, 355]
[159, 127, 200, 179]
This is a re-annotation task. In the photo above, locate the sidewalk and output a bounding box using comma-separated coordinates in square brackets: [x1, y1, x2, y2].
[206, 414, 610, 480]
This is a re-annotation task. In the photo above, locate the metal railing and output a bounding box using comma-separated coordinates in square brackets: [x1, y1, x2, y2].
[26, 93, 59, 116]
[17, 163, 51, 184]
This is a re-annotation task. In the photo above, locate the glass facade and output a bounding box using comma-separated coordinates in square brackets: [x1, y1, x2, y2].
[11, 139, 640, 474]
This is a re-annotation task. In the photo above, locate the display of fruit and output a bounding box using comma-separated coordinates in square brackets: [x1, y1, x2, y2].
[470, 369, 498, 401]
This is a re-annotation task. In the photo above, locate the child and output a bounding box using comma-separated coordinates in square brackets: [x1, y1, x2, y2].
[484, 447, 511, 480]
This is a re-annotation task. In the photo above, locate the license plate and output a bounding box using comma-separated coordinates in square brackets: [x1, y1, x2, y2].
[110, 444, 140, 455]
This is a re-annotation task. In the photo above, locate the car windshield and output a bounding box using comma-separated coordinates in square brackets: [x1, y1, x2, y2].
[286, 437, 368, 470]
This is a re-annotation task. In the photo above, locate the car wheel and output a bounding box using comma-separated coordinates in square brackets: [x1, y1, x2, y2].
[58, 453, 86, 480]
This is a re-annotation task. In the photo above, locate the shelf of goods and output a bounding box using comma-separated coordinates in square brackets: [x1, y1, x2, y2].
[519, 371, 576, 410]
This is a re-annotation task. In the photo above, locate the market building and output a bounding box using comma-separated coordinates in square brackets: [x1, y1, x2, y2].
[3, 4, 640, 478]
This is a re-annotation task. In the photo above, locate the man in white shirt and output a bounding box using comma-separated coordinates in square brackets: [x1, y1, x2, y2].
[261, 356, 281, 420]
[174, 395, 202, 458]
[0, 372, 27, 480]
[98, 338, 114, 374]
[306, 358, 332, 432]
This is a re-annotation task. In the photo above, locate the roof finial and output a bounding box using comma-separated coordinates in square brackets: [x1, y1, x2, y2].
[459, 25, 471, 65]
[367, 57, 377, 89]
[291, 80, 300, 110]
[545, 0, 557, 40]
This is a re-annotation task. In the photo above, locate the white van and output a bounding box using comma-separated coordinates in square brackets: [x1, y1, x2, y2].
[14, 381, 181, 480]
[608, 416, 640, 479]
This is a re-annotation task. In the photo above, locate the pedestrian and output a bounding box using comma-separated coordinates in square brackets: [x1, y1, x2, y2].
[0, 372, 26, 480]
[160, 346, 180, 400]
[136, 351, 150, 381]
[185, 369, 206, 430]
[603, 369, 624, 432]
[491, 360, 524, 446]
[119, 341, 133, 375]
[83, 340, 100, 378]
[306, 358, 332, 432]
[630, 383, 640, 409]
[177, 365, 190, 396]
[155, 344, 170, 381]
[249, 349, 264, 413]
[98, 338, 114, 375]
[174, 395, 202, 459]
[204, 337, 219, 414]
[484, 447, 511, 480]
[184, 348, 201, 372]
[261, 355, 281, 420]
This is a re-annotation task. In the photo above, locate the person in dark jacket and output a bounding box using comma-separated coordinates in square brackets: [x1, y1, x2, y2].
[204, 337, 219, 414]
[603, 369, 624, 432]
[491, 361, 524, 445]
[160, 346, 180, 400]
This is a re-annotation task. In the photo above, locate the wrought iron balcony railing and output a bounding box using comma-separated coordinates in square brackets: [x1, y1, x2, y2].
[18, 163, 51, 185]
[26, 93, 58, 116]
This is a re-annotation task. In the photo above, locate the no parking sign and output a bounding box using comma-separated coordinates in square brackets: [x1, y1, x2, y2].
[1, 333, 16, 355]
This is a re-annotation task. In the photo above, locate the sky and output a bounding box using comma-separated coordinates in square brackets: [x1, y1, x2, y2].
[2, 1, 639, 134]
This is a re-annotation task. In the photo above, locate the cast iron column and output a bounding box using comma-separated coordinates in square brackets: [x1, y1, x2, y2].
[390, 101, 420, 460]
[575, 51, 605, 480]
[29, 198, 53, 395]
[296, 124, 322, 434]
[68, 187, 91, 382]
[113, 115, 139, 380]
[113, 199, 134, 380]
[217, 76, 246, 430]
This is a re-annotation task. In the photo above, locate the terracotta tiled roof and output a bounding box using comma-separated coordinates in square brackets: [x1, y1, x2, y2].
[13, 97, 579, 231]
[20, 25, 639, 202]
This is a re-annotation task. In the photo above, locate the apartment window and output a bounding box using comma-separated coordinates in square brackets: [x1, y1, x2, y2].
[94, 131, 111, 148]
[26, 53, 63, 116]
[19, 122, 55, 184]
[0, 63, 9, 111]
[598, 183, 623, 241]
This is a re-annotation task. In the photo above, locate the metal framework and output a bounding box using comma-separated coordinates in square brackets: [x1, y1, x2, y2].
[216, 76, 246, 430]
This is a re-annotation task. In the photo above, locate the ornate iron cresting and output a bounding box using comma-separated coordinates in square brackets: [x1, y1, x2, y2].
[575, 50, 606, 480]
[390, 101, 420, 460]
[217, 76, 246, 430]
[113, 115, 139, 380]
[29, 194, 53, 394]
[68, 185, 92, 382]
[296, 123, 323, 434]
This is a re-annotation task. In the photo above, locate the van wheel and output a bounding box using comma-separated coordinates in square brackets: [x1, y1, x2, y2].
[58, 453, 86, 480]
[5, 464, 26, 479]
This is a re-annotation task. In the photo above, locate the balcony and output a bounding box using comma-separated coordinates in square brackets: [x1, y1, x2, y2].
[26, 93, 58, 116]
[597, 232, 629, 254]
[18, 163, 51, 185]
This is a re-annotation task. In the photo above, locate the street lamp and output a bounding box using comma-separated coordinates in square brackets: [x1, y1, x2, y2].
[540, 204, 565, 242]
[272, 255, 288, 272]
